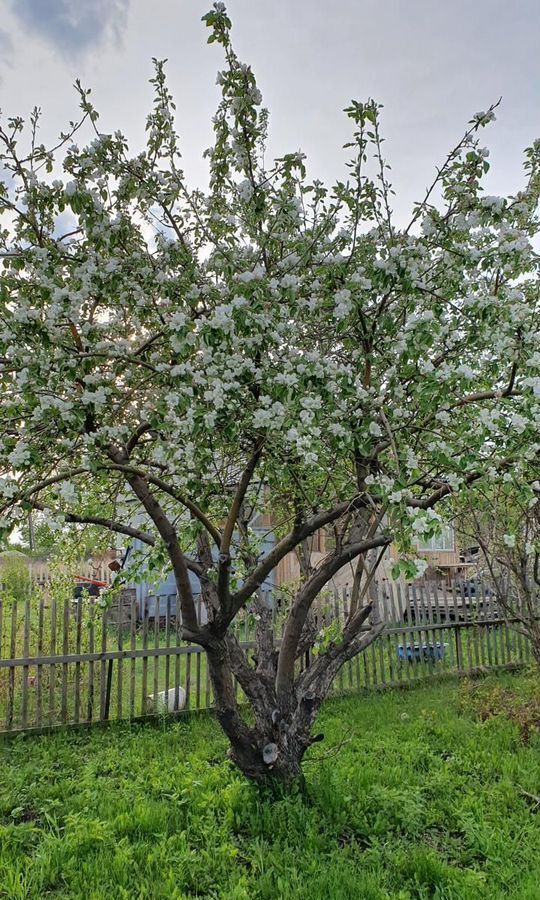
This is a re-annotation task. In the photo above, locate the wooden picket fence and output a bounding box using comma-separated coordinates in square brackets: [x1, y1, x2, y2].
[0, 579, 531, 734]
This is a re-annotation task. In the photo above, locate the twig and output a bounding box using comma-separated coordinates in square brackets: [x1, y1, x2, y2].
[304, 734, 353, 764]
[520, 788, 540, 810]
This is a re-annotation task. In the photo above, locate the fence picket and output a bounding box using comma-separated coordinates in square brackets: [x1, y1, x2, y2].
[164, 595, 171, 708]
[141, 600, 148, 715]
[175, 596, 183, 711]
[99, 607, 108, 720]
[36, 594, 44, 728]
[48, 597, 56, 728]
[116, 596, 123, 720]
[87, 597, 95, 723]
[61, 599, 70, 724]
[196, 595, 202, 709]
[7, 600, 18, 729]
[74, 597, 83, 724]
[153, 595, 160, 714]
[21, 597, 31, 728]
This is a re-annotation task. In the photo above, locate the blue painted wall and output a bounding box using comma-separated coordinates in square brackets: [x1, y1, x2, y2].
[126, 529, 277, 619]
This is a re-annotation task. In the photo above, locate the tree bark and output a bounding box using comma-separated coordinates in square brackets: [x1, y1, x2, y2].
[204, 597, 384, 788]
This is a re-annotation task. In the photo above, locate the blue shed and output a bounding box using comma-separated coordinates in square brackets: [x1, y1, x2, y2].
[126, 528, 277, 620]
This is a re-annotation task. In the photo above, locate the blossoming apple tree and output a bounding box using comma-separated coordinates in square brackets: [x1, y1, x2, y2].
[0, 3, 539, 783]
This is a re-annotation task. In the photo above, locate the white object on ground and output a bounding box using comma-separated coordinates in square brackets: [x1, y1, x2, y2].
[147, 686, 186, 712]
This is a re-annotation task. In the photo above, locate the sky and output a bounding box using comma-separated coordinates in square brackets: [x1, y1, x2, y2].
[0, 0, 539, 223]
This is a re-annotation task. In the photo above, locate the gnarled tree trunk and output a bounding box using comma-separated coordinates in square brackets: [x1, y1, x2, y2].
[204, 594, 384, 787]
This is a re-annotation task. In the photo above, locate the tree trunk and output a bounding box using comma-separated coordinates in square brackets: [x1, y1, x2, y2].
[225, 724, 309, 787]
[205, 622, 381, 788]
[205, 641, 318, 787]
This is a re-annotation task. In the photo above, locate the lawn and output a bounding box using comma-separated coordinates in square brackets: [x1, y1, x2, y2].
[1, 674, 540, 899]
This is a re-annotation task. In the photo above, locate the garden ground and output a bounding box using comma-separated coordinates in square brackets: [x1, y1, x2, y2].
[1, 674, 540, 899]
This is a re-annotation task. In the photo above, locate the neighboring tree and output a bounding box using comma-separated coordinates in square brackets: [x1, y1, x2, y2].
[0, 550, 32, 602]
[460, 479, 540, 665]
[0, 4, 539, 784]
[17, 510, 113, 559]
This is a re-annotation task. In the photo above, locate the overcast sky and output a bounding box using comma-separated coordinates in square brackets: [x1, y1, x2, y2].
[1, 0, 539, 222]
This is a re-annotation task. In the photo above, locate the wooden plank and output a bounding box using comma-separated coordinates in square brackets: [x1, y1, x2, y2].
[476, 580, 487, 667]
[21, 597, 31, 728]
[48, 597, 57, 727]
[87, 596, 95, 723]
[36, 594, 44, 728]
[344, 589, 353, 693]
[490, 585, 500, 667]
[99, 607, 108, 720]
[514, 603, 525, 664]
[416, 583, 426, 677]
[443, 583, 454, 671]
[370, 638, 378, 688]
[104, 659, 114, 720]
[130, 594, 136, 718]
[387, 581, 401, 685]
[426, 582, 436, 676]
[164, 595, 171, 708]
[7, 600, 18, 730]
[415, 582, 424, 626]
[116, 594, 123, 720]
[335, 591, 344, 694]
[467, 580, 481, 669]
[408, 583, 424, 681]
[141, 598, 149, 715]
[497, 615, 506, 666]
[377, 618, 386, 687]
[434, 580, 447, 674]
[456, 582, 466, 670]
[381, 590, 394, 686]
[205, 644, 211, 708]
[74, 597, 83, 724]
[503, 614, 512, 665]
[174, 596, 183, 711]
[395, 582, 407, 683]
[203, 595, 211, 708]
[405, 582, 416, 682]
[153, 595, 160, 714]
[61, 599, 70, 724]
[421, 583, 430, 676]
[463, 612, 473, 674]
[481, 581, 493, 668]
[196, 595, 202, 709]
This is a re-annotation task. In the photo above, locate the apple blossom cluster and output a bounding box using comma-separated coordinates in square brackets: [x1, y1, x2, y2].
[0, 3, 538, 580]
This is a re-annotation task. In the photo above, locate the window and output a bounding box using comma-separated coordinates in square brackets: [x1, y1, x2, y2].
[416, 524, 455, 552]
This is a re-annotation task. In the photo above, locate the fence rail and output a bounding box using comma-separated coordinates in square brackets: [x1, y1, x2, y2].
[0, 580, 531, 734]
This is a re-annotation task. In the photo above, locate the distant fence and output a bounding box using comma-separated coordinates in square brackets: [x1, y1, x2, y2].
[0, 580, 531, 734]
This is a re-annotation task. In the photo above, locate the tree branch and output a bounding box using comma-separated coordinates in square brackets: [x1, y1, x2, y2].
[105, 462, 221, 547]
[276, 534, 389, 701]
[230, 499, 363, 616]
[106, 447, 201, 637]
[219, 437, 265, 607]
[30, 501, 156, 546]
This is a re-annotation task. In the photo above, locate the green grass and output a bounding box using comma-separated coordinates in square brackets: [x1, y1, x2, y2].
[2, 674, 540, 898]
